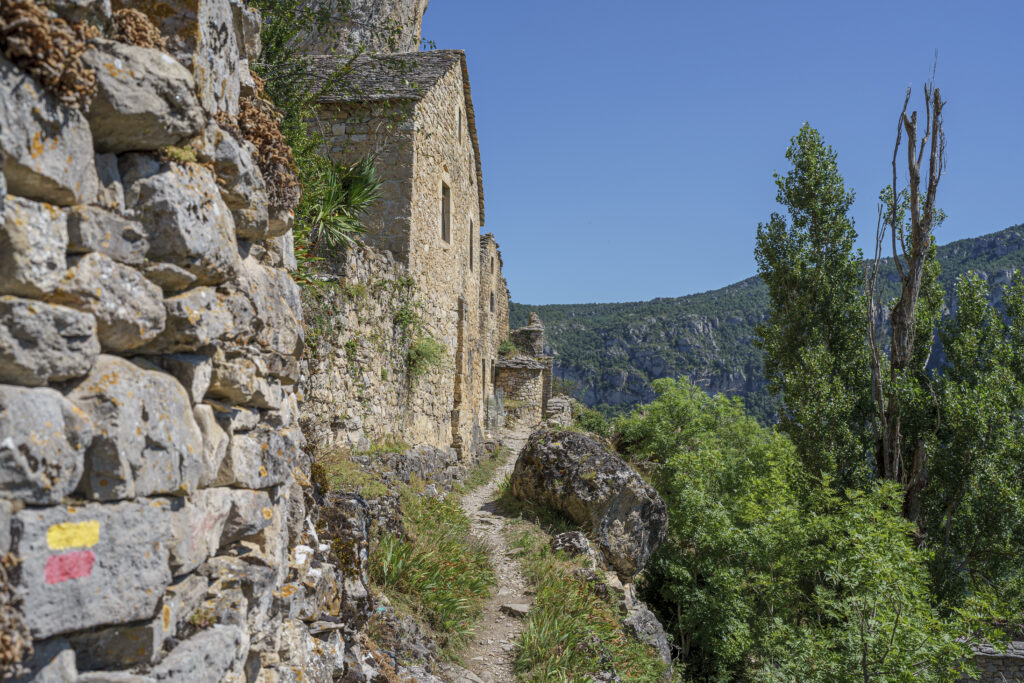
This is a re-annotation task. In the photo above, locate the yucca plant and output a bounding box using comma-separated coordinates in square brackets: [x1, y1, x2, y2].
[304, 156, 382, 253]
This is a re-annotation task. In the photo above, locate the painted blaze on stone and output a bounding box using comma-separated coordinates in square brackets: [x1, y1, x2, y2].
[13, 499, 172, 639]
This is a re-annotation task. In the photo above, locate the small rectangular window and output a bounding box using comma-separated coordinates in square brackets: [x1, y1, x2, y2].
[441, 183, 451, 243]
[490, 256, 494, 273]
[482, 359, 487, 383]
[490, 291, 495, 313]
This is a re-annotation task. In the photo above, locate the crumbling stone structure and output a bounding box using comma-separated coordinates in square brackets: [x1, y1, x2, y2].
[291, 0, 429, 56]
[303, 49, 510, 458]
[0, 1, 381, 680]
[495, 313, 555, 430]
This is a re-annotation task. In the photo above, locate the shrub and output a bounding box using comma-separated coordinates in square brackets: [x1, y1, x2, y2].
[569, 401, 612, 439]
[498, 337, 519, 357]
[303, 157, 381, 253]
[406, 336, 445, 383]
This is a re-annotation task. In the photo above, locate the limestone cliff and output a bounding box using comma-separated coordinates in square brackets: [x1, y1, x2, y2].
[291, 0, 429, 55]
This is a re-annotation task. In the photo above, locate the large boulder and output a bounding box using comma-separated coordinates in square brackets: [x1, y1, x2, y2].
[510, 428, 668, 578]
[82, 39, 204, 153]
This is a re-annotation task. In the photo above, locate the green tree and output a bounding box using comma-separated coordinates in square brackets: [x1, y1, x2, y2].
[754, 123, 873, 484]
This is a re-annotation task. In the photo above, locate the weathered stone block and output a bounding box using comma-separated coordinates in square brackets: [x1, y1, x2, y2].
[0, 196, 68, 298]
[12, 499, 172, 639]
[0, 296, 99, 386]
[0, 385, 92, 504]
[0, 500, 11, 555]
[237, 256, 304, 358]
[122, 158, 240, 285]
[94, 153, 126, 212]
[207, 400, 259, 435]
[45, 0, 112, 27]
[157, 353, 213, 403]
[141, 261, 197, 293]
[193, 403, 228, 486]
[211, 124, 267, 214]
[149, 625, 244, 683]
[208, 353, 283, 410]
[83, 40, 204, 153]
[118, 0, 242, 118]
[49, 253, 166, 352]
[0, 59, 99, 205]
[139, 287, 241, 353]
[229, 0, 261, 61]
[68, 355, 203, 500]
[9, 637, 77, 683]
[214, 424, 301, 489]
[66, 205, 147, 265]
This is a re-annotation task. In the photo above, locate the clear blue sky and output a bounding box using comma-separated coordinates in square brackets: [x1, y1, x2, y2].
[422, 0, 1024, 305]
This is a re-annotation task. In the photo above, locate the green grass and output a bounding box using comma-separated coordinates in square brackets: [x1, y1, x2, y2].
[507, 527, 668, 682]
[460, 446, 513, 491]
[313, 449, 389, 498]
[369, 493, 495, 651]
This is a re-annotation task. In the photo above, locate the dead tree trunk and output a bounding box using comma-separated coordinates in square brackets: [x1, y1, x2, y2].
[866, 81, 945, 522]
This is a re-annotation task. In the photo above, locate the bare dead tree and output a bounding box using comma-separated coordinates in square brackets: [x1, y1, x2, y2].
[866, 76, 946, 522]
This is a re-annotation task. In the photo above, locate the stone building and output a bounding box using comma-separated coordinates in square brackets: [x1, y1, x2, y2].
[495, 313, 554, 430]
[305, 49, 509, 457]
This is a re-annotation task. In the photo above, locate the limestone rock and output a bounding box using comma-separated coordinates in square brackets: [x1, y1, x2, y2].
[69, 574, 207, 669]
[316, 492, 372, 630]
[193, 404, 228, 486]
[157, 353, 212, 403]
[148, 625, 243, 683]
[83, 40, 204, 153]
[44, 0, 112, 27]
[208, 352, 284, 409]
[550, 530, 595, 560]
[141, 261, 198, 293]
[229, 0, 261, 61]
[119, 0, 242, 117]
[165, 488, 229, 575]
[12, 499, 172, 639]
[122, 158, 240, 285]
[94, 153, 126, 212]
[68, 355, 204, 500]
[210, 125, 269, 238]
[510, 428, 668, 578]
[0, 500, 10, 555]
[140, 287, 244, 353]
[49, 253, 166, 352]
[214, 424, 301, 489]
[0, 296, 99, 386]
[0, 196, 68, 298]
[0, 59, 99, 205]
[66, 205, 147, 265]
[0, 385, 93, 505]
[623, 603, 672, 668]
[8, 637, 77, 683]
[500, 603, 529, 618]
[237, 255, 304, 357]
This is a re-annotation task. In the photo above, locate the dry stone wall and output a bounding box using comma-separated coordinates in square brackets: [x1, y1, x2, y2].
[0, 2, 380, 681]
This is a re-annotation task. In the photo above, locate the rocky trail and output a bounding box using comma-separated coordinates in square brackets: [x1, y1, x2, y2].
[453, 427, 535, 683]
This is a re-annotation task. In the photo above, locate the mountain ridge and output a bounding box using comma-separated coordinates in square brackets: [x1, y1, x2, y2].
[511, 224, 1024, 422]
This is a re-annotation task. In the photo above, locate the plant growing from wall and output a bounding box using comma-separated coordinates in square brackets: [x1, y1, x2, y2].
[302, 157, 382, 254]
[406, 336, 445, 384]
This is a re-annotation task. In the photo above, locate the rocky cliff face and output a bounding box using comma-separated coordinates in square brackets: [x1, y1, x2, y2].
[291, 0, 429, 55]
[515, 224, 1024, 422]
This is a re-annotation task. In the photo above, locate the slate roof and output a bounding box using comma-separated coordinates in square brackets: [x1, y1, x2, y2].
[311, 50, 485, 224]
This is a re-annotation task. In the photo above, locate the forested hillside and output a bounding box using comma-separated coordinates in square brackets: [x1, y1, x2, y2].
[511, 223, 1024, 422]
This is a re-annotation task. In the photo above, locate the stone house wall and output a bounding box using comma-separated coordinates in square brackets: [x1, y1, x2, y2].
[494, 358, 545, 430]
[407, 60, 485, 456]
[479, 232, 510, 408]
[299, 243, 454, 451]
[0, 2, 377, 680]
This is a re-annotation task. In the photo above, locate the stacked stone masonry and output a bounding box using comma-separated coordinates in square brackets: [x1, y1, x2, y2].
[308, 50, 510, 459]
[0, 1, 383, 681]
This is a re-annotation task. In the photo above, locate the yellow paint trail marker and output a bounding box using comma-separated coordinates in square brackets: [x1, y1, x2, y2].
[46, 520, 101, 550]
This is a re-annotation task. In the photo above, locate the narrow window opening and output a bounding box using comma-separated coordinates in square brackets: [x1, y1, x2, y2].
[490, 291, 495, 313]
[441, 183, 451, 243]
[482, 359, 487, 383]
[490, 256, 494, 273]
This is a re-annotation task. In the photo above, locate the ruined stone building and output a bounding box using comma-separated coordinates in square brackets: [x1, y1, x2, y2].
[300, 49, 511, 458]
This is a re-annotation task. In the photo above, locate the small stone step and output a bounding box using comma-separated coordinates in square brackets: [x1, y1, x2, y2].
[500, 603, 530, 618]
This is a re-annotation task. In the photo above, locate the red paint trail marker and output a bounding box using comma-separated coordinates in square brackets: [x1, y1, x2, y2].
[44, 549, 95, 584]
